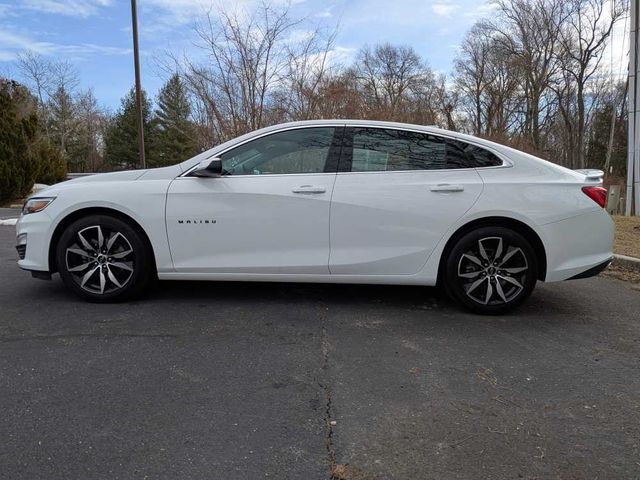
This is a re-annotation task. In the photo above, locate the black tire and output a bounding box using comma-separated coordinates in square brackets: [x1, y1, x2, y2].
[444, 226, 538, 315]
[56, 214, 153, 302]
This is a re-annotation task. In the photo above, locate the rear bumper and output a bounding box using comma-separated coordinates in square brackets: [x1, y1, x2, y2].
[567, 257, 613, 280]
[540, 209, 614, 282]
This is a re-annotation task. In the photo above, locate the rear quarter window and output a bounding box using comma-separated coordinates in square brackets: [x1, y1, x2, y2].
[447, 139, 504, 168]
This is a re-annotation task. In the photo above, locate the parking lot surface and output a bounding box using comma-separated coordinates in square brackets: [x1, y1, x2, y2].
[1, 222, 639, 479]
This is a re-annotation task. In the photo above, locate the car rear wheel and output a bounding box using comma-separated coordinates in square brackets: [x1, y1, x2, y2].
[444, 226, 538, 315]
[56, 215, 153, 302]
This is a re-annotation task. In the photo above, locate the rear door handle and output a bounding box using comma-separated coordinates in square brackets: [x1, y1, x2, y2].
[292, 185, 327, 194]
[430, 184, 464, 193]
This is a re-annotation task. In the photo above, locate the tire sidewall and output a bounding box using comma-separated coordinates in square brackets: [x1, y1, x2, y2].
[445, 226, 538, 315]
[56, 215, 151, 303]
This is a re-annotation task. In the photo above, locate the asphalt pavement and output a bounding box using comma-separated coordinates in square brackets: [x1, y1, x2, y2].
[1, 222, 639, 479]
[0, 208, 20, 219]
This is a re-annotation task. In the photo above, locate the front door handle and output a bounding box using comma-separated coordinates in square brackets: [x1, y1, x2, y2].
[292, 185, 327, 194]
[430, 184, 464, 193]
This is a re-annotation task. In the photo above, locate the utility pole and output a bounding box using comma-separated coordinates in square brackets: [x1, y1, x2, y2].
[628, 0, 640, 215]
[130, 0, 146, 169]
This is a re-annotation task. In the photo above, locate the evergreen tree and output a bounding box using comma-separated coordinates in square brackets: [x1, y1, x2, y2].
[0, 79, 39, 202]
[33, 138, 67, 185]
[153, 74, 199, 166]
[0, 78, 65, 202]
[104, 87, 155, 170]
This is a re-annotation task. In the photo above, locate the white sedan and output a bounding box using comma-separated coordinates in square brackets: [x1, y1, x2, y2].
[16, 120, 613, 314]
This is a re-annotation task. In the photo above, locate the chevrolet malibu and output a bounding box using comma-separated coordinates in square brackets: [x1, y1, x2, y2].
[16, 120, 614, 314]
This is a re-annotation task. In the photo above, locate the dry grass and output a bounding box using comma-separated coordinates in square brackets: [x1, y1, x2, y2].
[600, 216, 640, 287]
[612, 215, 640, 259]
[330, 464, 372, 480]
[602, 263, 640, 289]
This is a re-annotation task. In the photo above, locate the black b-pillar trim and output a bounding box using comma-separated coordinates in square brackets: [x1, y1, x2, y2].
[324, 126, 345, 173]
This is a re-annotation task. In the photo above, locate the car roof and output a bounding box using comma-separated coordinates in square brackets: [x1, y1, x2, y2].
[254, 119, 510, 151]
[179, 119, 517, 172]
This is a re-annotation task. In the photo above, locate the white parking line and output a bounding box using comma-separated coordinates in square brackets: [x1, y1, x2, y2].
[0, 218, 18, 226]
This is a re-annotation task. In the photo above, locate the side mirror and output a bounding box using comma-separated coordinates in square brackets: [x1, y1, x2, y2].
[192, 158, 222, 178]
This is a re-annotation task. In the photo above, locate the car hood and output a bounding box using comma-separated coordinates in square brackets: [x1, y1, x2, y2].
[33, 164, 184, 198]
[64, 170, 147, 185]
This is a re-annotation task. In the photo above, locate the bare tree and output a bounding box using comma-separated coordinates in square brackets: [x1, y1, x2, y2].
[73, 89, 108, 171]
[555, 0, 625, 168]
[352, 43, 431, 121]
[15, 53, 109, 171]
[16, 52, 51, 106]
[455, 23, 522, 140]
[16, 52, 52, 136]
[491, 0, 570, 152]
[46, 61, 80, 161]
[184, 3, 303, 141]
[16, 52, 81, 154]
[436, 77, 461, 131]
[275, 27, 337, 121]
[455, 24, 491, 136]
[311, 71, 363, 119]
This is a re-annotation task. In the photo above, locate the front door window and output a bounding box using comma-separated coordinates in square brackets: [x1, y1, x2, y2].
[220, 127, 337, 176]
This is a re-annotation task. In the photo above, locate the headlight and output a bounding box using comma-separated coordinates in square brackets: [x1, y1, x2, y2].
[22, 197, 56, 215]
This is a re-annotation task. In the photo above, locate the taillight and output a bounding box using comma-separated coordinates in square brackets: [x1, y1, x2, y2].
[582, 186, 607, 208]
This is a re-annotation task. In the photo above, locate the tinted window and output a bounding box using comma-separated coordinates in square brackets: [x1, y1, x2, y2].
[351, 128, 446, 171]
[468, 145, 503, 167]
[348, 128, 502, 171]
[447, 139, 503, 168]
[220, 127, 336, 175]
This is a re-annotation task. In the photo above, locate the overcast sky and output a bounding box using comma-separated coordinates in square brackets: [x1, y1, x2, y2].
[0, 0, 629, 110]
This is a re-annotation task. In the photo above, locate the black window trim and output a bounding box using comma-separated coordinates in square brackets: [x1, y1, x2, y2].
[337, 125, 511, 174]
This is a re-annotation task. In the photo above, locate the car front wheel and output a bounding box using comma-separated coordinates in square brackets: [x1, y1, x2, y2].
[445, 226, 538, 315]
[56, 214, 153, 302]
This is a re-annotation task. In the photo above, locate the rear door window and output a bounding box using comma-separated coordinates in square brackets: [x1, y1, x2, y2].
[342, 127, 503, 171]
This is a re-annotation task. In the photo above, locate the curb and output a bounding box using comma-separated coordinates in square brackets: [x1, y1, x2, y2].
[613, 254, 640, 272]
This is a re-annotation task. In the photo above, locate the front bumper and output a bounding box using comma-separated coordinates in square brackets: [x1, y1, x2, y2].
[16, 230, 52, 280]
[16, 211, 54, 273]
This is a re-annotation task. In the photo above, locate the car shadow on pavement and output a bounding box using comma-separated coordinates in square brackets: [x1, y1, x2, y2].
[150, 279, 450, 309]
[146, 279, 584, 321]
[19, 272, 598, 323]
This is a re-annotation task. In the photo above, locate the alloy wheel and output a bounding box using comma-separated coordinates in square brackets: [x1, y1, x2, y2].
[457, 236, 529, 306]
[65, 225, 135, 295]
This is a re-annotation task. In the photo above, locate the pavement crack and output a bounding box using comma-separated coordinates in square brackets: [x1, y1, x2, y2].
[319, 322, 338, 478]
